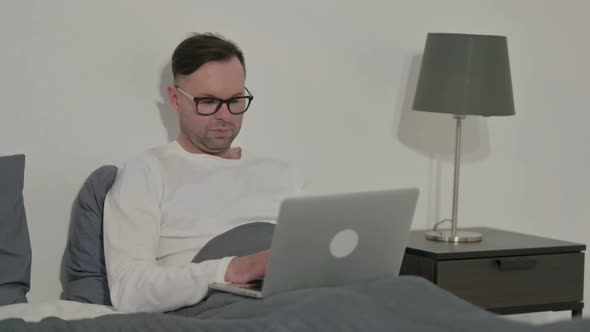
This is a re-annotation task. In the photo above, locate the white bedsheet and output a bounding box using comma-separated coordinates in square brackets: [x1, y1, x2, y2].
[0, 300, 122, 322]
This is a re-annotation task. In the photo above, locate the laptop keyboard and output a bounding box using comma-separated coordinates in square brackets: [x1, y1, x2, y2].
[234, 278, 264, 291]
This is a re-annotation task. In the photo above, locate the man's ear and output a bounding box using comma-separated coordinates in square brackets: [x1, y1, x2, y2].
[167, 85, 180, 113]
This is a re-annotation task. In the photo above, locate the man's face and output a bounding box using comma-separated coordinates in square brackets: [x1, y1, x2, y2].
[168, 57, 246, 155]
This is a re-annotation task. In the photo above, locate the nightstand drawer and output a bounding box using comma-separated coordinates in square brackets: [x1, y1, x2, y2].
[436, 252, 584, 309]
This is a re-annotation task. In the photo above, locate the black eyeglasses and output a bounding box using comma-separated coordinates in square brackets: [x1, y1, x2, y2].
[175, 86, 254, 116]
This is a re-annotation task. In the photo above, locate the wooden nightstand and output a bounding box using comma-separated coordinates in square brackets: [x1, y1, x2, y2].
[400, 227, 585, 317]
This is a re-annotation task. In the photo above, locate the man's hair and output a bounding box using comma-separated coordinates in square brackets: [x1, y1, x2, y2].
[171, 33, 245, 82]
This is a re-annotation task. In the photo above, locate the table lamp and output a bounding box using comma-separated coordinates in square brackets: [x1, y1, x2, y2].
[412, 33, 515, 242]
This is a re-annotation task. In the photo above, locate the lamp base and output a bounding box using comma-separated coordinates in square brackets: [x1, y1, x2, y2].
[425, 229, 482, 243]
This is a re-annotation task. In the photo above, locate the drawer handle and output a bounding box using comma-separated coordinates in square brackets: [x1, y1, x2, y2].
[495, 259, 536, 271]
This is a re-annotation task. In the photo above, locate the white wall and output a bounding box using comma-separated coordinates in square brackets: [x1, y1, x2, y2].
[1, 0, 588, 324]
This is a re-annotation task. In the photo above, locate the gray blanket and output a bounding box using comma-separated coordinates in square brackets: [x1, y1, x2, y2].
[2, 276, 589, 331]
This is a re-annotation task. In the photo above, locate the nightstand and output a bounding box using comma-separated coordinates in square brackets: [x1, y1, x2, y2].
[400, 227, 585, 318]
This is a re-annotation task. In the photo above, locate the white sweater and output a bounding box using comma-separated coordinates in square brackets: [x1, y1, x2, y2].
[103, 141, 303, 312]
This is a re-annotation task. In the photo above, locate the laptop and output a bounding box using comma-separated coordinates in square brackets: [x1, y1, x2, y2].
[209, 187, 419, 298]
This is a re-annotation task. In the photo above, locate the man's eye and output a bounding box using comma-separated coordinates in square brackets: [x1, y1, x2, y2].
[200, 99, 219, 105]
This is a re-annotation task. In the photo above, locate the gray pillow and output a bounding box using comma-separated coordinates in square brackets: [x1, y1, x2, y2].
[0, 154, 31, 305]
[61, 165, 117, 305]
[193, 222, 275, 263]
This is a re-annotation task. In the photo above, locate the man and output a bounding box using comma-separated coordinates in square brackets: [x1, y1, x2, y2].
[103, 33, 303, 312]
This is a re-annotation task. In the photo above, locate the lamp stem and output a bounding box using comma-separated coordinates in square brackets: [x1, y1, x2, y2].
[424, 114, 481, 242]
[451, 114, 465, 238]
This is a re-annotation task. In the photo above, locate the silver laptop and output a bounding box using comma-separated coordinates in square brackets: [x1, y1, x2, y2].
[209, 187, 419, 298]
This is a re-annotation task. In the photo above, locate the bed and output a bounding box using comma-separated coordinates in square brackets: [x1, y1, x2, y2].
[1, 276, 590, 331]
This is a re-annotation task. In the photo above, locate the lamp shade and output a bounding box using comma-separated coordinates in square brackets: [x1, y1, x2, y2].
[413, 33, 515, 117]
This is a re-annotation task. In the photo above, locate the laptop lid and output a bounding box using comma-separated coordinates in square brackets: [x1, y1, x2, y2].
[261, 187, 419, 297]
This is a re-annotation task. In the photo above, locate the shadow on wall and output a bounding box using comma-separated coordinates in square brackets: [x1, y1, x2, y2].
[157, 61, 179, 142]
[393, 54, 491, 228]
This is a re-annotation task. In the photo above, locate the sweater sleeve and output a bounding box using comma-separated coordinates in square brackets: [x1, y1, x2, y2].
[103, 156, 233, 312]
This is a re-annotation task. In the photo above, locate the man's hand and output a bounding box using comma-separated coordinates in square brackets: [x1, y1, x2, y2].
[224, 249, 271, 284]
